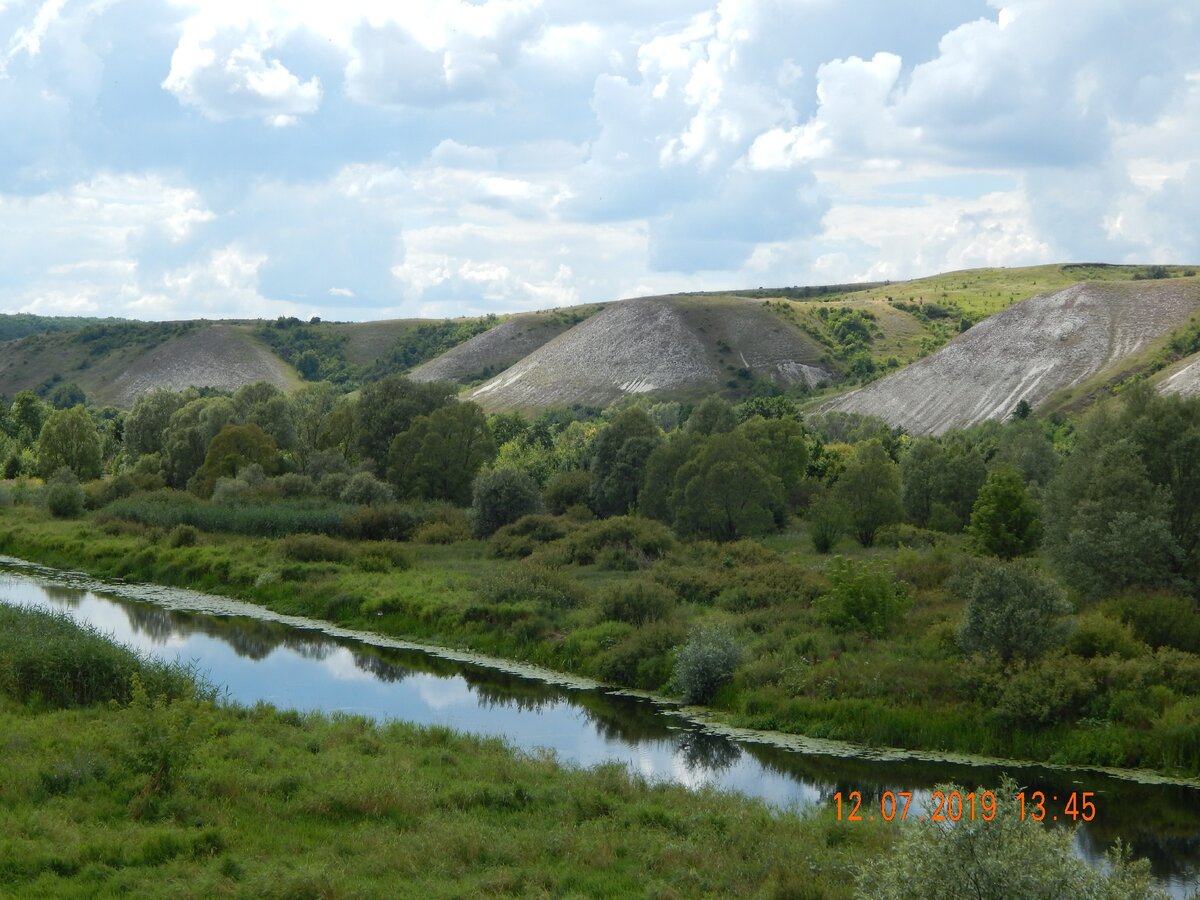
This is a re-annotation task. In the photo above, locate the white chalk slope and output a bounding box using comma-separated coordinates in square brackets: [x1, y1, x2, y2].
[825, 280, 1200, 434]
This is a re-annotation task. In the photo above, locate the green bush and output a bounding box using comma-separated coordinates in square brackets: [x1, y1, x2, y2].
[598, 581, 676, 625]
[280, 534, 351, 563]
[274, 473, 317, 498]
[599, 623, 684, 689]
[412, 519, 471, 544]
[990, 654, 1096, 728]
[566, 516, 675, 566]
[543, 469, 592, 514]
[472, 467, 542, 538]
[476, 563, 589, 611]
[1068, 612, 1146, 659]
[807, 494, 845, 554]
[1107, 592, 1200, 654]
[818, 558, 908, 636]
[892, 545, 957, 590]
[340, 471, 395, 506]
[45, 467, 85, 519]
[489, 514, 569, 559]
[958, 561, 1072, 661]
[166, 524, 199, 549]
[341, 504, 421, 541]
[354, 542, 412, 572]
[671, 626, 744, 704]
[874, 523, 942, 549]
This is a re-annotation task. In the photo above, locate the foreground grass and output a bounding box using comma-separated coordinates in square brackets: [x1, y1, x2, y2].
[2, 505, 1199, 779]
[0, 609, 887, 899]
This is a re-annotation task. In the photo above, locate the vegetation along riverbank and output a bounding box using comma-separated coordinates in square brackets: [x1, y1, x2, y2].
[3, 375, 1200, 781]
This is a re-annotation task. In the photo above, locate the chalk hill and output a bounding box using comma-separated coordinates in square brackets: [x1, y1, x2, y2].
[822, 279, 1200, 434]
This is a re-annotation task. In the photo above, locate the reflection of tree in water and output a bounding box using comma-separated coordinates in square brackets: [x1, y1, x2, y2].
[116, 601, 332, 661]
[675, 728, 741, 775]
[351, 650, 410, 684]
[570, 692, 679, 745]
[41, 584, 89, 607]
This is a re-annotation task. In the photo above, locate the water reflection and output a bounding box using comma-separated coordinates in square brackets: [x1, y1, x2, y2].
[0, 564, 1197, 894]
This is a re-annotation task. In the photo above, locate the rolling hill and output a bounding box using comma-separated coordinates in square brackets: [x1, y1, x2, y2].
[819, 278, 1200, 433]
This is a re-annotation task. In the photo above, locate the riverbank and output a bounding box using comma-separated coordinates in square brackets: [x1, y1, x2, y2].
[2, 505, 1199, 780]
[0, 605, 890, 897]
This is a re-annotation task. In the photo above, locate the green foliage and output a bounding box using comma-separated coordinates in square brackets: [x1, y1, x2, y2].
[280, 534, 351, 563]
[1107, 592, 1200, 654]
[0, 605, 202, 708]
[354, 376, 456, 471]
[565, 516, 675, 566]
[0, 312, 114, 342]
[672, 626, 744, 704]
[255, 319, 356, 386]
[737, 415, 808, 494]
[125, 390, 189, 459]
[361, 316, 499, 381]
[590, 407, 661, 517]
[543, 469, 592, 514]
[36, 406, 102, 480]
[45, 468, 85, 519]
[472, 467, 542, 537]
[968, 466, 1041, 559]
[857, 778, 1163, 900]
[900, 437, 986, 531]
[598, 581, 676, 626]
[958, 561, 1072, 662]
[819, 557, 908, 636]
[835, 439, 902, 546]
[671, 432, 784, 541]
[194, 423, 279, 498]
[476, 562, 588, 611]
[1068, 613, 1146, 660]
[488, 514, 569, 559]
[806, 491, 845, 553]
[339, 471, 396, 506]
[387, 401, 496, 504]
[684, 397, 737, 435]
[165, 524, 199, 549]
[105, 491, 359, 538]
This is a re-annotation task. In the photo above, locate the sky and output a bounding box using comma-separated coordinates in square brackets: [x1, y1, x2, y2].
[1, 0, 1198, 323]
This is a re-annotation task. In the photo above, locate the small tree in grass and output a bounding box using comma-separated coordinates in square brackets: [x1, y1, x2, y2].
[671, 626, 743, 704]
[958, 561, 1072, 662]
[968, 465, 1041, 559]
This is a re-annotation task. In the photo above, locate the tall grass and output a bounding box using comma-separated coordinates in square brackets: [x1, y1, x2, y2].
[0, 605, 207, 707]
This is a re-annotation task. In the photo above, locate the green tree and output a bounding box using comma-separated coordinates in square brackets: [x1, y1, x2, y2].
[194, 424, 279, 498]
[590, 408, 661, 517]
[968, 466, 1042, 559]
[737, 415, 808, 495]
[1043, 436, 1180, 596]
[162, 397, 237, 489]
[44, 467, 85, 518]
[290, 382, 340, 471]
[836, 439, 902, 547]
[671, 626, 743, 704]
[958, 561, 1072, 661]
[10, 390, 46, 443]
[125, 389, 188, 458]
[388, 402, 496, 504]
[354, 376, 455, 471]
[672, 432, 784, 541]
[900, 437, 942, 526]
[472, 467, 542, 537]
[36, 406, 102, 480]
[639, 431, 702, 522]
[684, 396, 737, 436]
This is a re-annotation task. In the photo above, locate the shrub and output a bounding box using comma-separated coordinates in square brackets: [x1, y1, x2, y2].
[1107, 591, 1200, 654]
[472, 467, 542, 537]
[489, 514, 569, 559]
[874, 523, 941, 549]
[671, 626, 744, 704]
[341, 504, 421, 542]
[598, 623, 684, 689]
[280, 534, 351, 563]
[340, 471, 396, 506]
[818, 558, 908, 636]
[412, 519, 471, 544]
[354, 542, 412, 572]
[967, 465, 1041, 559]
[45, 467, 85, 519]
[566, 516, 675, 566]
[476, 563, 588, 611]
[991, 654, 1095, 728]
[892, 545, 957, 590]
[543, 469, 592, 514]
[598, 581, 676, 625]
[857, 778, 1160, 899]
[318, 472, 351, 500]
[323, 593, 363, 622]
[166, 524, 199, 549]
[274, 473, 317, 498]
[1068, 612, 1146, 659]
[958, 561, 1072, 662]
[807, 494, 845, 554]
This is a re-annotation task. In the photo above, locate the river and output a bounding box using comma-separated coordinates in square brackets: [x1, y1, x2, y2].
[1, 556, 1197, 894]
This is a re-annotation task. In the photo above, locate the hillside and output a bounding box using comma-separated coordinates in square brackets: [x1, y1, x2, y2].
[820, 278, 1200, 433]
[466, 295, 834, 410]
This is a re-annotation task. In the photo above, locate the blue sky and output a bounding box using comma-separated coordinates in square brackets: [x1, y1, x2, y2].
[1, 0, 1198, 322]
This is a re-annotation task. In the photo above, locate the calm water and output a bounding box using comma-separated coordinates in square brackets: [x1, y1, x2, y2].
[1, 557, 1197, 894]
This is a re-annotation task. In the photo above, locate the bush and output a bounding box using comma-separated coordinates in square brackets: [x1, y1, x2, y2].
[489, 514, 569, 558]
[476, 563, 588, 611]
[857, 778, 1160, 899]
[874, 523, 941, 549]
[340, 471, 396, 506]
[991, 654, 1095, 728]
[280, 534, 351, 563]
[472, 467, 542, 538]
[412, 519, 471, 544]
[892, 545, 957, 590]
[598, 581, 676, 625]
[1107, 592, 1200, 654]
[543, 469, 592, 514]
[318, 472, 351, 500]
[341, 504, 421, 542]
[45, 468, 85, 519]
[566, 516, 675, 566]
[166, 524, 199, 549]
[598, 623, 683, 689]
[958, 561, 1072, 662]
[807, 494, 845, 554]
[274, 473, 317, 498]
[355, 543, 412, 572]
[1068, 612, 1146, 659]
[818, 557, 908, 636]
[672, 626, 744, 704]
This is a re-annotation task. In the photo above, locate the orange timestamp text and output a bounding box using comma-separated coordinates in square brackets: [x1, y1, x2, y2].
[833, 790, 1097, 823]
